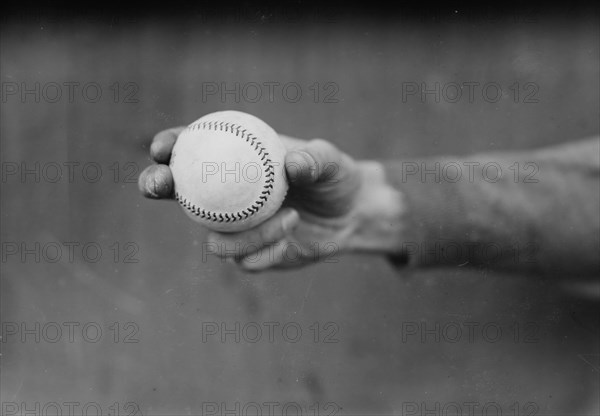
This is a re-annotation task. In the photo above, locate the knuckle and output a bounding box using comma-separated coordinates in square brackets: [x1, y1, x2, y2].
[310, 138, 337, 153]
[309, 137, 328, 147]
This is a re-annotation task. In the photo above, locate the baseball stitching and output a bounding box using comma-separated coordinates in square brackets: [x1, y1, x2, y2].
[174, 120, 276, 223]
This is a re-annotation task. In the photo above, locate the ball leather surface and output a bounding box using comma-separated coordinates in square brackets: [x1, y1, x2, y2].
[170, 111, 288, 232]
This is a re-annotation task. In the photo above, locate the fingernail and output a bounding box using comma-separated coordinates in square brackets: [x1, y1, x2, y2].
[287, 150, 316, 182]
[297, 150, 318, 181]
[153, 166, 173, 195]
[285, 151, 305, 182]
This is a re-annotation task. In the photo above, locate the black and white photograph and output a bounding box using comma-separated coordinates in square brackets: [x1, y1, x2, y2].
[1, 2, 599, 415]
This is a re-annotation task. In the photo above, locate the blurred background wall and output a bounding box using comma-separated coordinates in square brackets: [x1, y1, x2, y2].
[1, 3, 599, 415]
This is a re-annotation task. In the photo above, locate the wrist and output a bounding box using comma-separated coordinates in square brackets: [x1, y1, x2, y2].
[346, 161, 406, 254]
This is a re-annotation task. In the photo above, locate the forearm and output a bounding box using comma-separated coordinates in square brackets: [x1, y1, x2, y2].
[353, 138, 600, 276]
[346, 160, 406, 254]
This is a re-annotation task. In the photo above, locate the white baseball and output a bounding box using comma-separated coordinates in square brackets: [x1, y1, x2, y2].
[170, 111, 288, 232]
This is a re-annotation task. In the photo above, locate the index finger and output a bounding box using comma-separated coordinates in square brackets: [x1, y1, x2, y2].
[150, 126, 186, 164]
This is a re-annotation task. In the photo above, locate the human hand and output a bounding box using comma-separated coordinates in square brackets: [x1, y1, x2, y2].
[139, 127, 404, 271]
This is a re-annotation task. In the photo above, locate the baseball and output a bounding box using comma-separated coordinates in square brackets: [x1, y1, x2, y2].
[169, 111, 288, 232]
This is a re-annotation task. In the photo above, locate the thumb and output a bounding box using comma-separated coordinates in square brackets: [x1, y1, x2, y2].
[285, 138, 343, 185]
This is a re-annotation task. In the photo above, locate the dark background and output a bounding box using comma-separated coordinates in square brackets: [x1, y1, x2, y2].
[1, 3, 599, 415]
